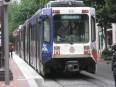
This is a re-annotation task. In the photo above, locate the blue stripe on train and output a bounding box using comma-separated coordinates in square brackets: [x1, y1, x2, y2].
[42, 8, 53, 64]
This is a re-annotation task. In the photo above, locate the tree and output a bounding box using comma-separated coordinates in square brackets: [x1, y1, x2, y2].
[85, 0, 116, 49]
[9, 0, 116, 45]
[108, 0, 116, 22]
[8, 0, 48, 42]
[97, 0, 111, 49]
[96, 0, 116, 49]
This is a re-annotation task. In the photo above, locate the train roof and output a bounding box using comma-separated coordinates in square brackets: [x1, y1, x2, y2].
[45, 0, 85, 8]
[28, 9, 42, 25]
[16, 0, 92, 31]
[23, 0, 86, 25]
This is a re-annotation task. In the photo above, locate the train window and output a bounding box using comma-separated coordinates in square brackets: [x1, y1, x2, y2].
[30, 26, 32, 42]
[43, 17, 50, 42]
[31, 25, 35, 41]
[34, 25, 36, 41]
[54, 14, 89, 43]
[91, 16, 96, 42]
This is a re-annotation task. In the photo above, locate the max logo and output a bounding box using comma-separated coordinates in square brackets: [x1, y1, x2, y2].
[42, 44, 48, 52]
[69, 47, 75, 53]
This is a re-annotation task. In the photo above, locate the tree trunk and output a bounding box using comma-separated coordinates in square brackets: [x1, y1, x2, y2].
[104, 25, 107, 49]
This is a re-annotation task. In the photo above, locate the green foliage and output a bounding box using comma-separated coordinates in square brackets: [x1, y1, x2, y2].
[8, 0, 48, 42]
[84, 0, 93, 6]
[85, 0, 116, 49]
[8, 0, 116, 43]
[101, 49, 112, 60]
[85, 0, 116, 24]
[108, 0, 116, 22]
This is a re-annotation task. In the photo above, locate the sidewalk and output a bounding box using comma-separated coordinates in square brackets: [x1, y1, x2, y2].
[0, 52, 44, 87]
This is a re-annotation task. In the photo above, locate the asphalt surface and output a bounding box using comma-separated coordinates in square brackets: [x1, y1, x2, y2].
[44, 60, 115, 87]
[96, 60, 113, 80]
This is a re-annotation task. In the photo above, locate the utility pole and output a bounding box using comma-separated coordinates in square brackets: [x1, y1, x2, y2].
[0, 0, 12, 85]
[3, 4, 9, 85]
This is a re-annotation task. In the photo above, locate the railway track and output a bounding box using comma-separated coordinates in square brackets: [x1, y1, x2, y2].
[44, 71, 115, 87]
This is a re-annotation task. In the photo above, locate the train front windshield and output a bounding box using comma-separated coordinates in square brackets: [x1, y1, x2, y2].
[54, 14, 89, 43]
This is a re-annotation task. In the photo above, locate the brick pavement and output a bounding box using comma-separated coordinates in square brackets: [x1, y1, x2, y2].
[0, 57, 31, 87]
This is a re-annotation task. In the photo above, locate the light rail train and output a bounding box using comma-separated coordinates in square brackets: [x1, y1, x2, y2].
[14, 0, 97, 76]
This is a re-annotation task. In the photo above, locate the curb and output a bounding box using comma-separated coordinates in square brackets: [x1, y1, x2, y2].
[13, 53, 44, 87]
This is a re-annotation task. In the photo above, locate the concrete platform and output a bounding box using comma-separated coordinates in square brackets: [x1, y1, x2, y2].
[0, 52, 44, 87]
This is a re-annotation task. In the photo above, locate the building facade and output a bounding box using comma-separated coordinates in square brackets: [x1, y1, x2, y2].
[97, 23, 116, 59]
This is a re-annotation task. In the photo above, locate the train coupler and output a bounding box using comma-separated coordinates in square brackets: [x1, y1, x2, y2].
[65, 61, 79, 72]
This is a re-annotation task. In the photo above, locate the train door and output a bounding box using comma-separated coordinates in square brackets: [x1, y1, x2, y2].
[35, 22, 39, 71]
[23, 26, 26, 61]
[25, 24, 28, 63]
[30, 24, 37, 69]
[29, 25, 32, 65]
[19, 31, 21, 57]
[33, 25, 37, 69]
[36, 17, 44, 73]
[36, 19, 42, 72]
[20, 28, 24, 59]
[26, 24, 31, 64]
[39, 15, 52, 76]
[30, 25, 34, 67]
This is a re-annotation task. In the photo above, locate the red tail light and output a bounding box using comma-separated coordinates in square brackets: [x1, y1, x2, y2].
[84, 46, 90, 55]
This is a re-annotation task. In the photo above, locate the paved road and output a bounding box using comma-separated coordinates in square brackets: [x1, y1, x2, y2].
[96, 60, 113, 80]
[44, 60, 115, 87]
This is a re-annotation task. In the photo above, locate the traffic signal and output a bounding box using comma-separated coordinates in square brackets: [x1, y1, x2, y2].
[3, 0, 10, 5]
